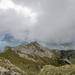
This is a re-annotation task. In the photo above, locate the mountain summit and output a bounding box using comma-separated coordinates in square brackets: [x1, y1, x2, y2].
[4, 41, 53, 58]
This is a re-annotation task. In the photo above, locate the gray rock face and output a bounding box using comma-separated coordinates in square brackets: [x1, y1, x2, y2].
[0, 58, 26, 75]
[0, 67, 10, 75]
[18, 53, 37, 62]
[0, 67, 21, 75]
[11, 42, 53, 58]
[0, 59, 21, 75]
[0, 68, 20, 75]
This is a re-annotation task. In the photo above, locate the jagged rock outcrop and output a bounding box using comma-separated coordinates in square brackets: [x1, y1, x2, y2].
[0, 67, 20, 75]
[0, 58, 26, 75]
[0, 67, 10, 75]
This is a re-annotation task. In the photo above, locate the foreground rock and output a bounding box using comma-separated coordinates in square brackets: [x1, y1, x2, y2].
[0, 67, 20, 75]
[0, 58, 26, 75]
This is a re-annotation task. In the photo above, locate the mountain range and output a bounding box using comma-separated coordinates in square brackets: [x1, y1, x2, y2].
[0, 42, 75, 75]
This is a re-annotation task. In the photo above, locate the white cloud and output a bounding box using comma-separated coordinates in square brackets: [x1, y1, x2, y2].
[0, 0, 75, 44]
[0, 0, 15, 10]
[0, 0, 38, 41]
[0, 0, 38, 25]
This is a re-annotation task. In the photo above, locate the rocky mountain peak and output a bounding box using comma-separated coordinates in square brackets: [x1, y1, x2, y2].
[3, 42, 72, 66]
[4, 42, 53, 58]
[29, 41, 41, 47]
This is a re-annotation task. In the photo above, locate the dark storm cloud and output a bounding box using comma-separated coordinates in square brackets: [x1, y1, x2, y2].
[0, 0, 75, 44]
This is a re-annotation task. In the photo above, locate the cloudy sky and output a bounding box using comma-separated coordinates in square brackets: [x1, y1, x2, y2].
[0, 0, 75, 50]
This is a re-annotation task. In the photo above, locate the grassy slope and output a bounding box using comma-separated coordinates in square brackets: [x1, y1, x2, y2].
[70, 57, 75, 64]
[0, 48, 64, 75]
[0, 45, 70, 75]
[38, 65, 75, 75]
[0, 49, 40, 75]
[0, 49, 60, 75]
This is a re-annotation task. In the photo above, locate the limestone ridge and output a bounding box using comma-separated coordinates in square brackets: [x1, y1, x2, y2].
[3, 42, 72, 75]
[4, 42, 53, 58]
[4, 42, 71, 64]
